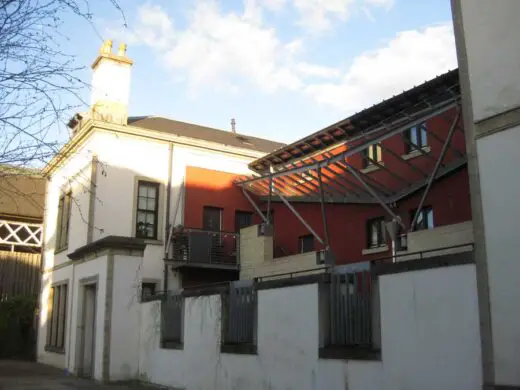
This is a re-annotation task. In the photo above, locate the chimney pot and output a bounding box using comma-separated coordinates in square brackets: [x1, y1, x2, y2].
[118, 43, 127, 57]
[100, 39, 113, 54]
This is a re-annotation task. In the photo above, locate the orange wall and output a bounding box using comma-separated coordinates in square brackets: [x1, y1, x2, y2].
[184, 166, 256, 232]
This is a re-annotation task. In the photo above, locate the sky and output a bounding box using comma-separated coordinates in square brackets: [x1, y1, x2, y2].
[60, 0, 457, 144]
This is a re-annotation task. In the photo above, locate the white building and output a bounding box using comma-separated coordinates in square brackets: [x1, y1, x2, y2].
[37, 40, 282, 380]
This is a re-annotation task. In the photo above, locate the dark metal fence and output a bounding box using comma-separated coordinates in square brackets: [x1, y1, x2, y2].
[222, 282, 256, 345]
[170, 228, 239, 267]
[327, 270, 372, 347]
[161, 293, 184, 348]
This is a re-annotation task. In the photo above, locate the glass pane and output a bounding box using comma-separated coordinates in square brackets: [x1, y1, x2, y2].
[368, 146, 374, 161]
[370, 224, 378, 246]
[410, 127, 418, 146]
[138, 184, 148, 197]
[379, 221, 386, 243]
[146, 213, 155, 224]
[427, 209, 434, 229]
[421, 126, 428, 147]
[416, 212, 424, 229]
[147, 185, 157, 198]
[138, 198, 147, 210]
[147, 198, 156, 210]
[137, 211, 146, 223]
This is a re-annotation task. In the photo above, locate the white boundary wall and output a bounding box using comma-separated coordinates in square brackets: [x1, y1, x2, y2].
[138, 263, 482, 390]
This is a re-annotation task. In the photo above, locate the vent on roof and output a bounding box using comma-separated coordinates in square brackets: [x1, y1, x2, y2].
[236, 135, 254, 146]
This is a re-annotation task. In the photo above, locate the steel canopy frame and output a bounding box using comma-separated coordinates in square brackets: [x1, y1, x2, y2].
[236, 99, 464, 241]
[238, 98, 459, 185]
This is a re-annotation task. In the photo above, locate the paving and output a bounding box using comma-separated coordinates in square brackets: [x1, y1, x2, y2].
[0, 361, 163, 390]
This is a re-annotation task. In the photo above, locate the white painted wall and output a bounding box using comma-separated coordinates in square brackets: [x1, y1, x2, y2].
[136, 263, 481, 390]
[91, 57, 131, 108]
[110, 254, 143, 380]
[459, 0, 520, 122]
[37, 264, 73, 369]
[456, 1, 520, 385]
[39, 125, 263, 379]
[477, 127, 520, 385]
[379, 264, 482, 390]
[37, 255, 108, 381]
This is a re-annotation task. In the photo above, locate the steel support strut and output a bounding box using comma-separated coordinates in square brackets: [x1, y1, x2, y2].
[317, 167, 330, 249]
[241, 187, 268, 223]
[267, 168, 273, 223]
[274, 188, 325, 245]
[410, 106, 462, 232]
[345, 162, 406, 229]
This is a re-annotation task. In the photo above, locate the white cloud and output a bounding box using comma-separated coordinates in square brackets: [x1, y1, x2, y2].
[305, 24, 457, 112]
[295, 62, 340, 78]
[257, 0, 395, 33]
[113, 2, 338, 94]
[111, 3, 456, 115]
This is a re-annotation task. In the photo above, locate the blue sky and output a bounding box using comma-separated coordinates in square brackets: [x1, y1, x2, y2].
[60, 0, 456, 144]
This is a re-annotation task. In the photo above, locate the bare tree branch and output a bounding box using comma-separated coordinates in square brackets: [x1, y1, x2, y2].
[0, 0, 124, 172]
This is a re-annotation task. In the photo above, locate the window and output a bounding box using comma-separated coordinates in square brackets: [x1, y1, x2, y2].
[363, 144, 382, 168]
[136, 181, 159, 239]
[366, 217, 386, 248]
[55, 191, 72, 251]
[235, 211, 253, 232]
[46, 283, 68, 353]
[412, 207, 434, 230]
[203, 206, 222, 231]
[299, 234, 314, 253]
[405, 123, 428, 153]
[141, 282, 157, 301]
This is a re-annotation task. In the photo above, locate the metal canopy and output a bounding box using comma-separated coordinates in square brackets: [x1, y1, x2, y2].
[234, 69, 466, 239]
[249, 69, 460, 173]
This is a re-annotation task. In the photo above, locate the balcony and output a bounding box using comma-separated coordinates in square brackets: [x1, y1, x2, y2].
[166, 228, 240, 271]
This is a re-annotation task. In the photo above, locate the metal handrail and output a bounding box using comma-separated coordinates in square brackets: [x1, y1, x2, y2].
[167, 228, 240, 266]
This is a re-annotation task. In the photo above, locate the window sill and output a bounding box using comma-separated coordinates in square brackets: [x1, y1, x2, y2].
[142, 239, 163, 246]
[362, 245, 389, 255]
[45, 346, 65, 355]
[161, 341, 183, 350]
[319, 346, 381, 361]
[401, 146, 431, 161]
[221, 343, 257, 355]
[54, 246, 68, 255]
[361, 162, 384, 174]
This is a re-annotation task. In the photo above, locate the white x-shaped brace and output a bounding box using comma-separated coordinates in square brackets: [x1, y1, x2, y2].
[0, 221, 42, 246]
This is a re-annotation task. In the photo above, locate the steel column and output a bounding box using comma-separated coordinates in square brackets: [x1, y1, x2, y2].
[267, 169, 273, 223]
[410, 106, 461, 231]
[317, 168, 330, 249]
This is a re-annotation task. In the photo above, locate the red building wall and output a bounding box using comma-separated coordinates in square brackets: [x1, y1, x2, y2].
[184, 166, 257, 232]
[183, 109, 472, 265]
[264, 167, 471, 263]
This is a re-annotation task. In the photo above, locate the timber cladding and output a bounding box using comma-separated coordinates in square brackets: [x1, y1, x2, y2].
[0, 250, 41, 300]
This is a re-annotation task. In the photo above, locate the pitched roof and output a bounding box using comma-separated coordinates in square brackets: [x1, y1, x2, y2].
[127, 116, 285, 154]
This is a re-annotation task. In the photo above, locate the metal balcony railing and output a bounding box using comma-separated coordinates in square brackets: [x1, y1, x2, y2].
[168, 228, 239, 268]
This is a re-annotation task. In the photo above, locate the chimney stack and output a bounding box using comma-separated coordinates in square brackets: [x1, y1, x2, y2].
[231, 118, 236, 134]
[90, 39, 133, 125]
